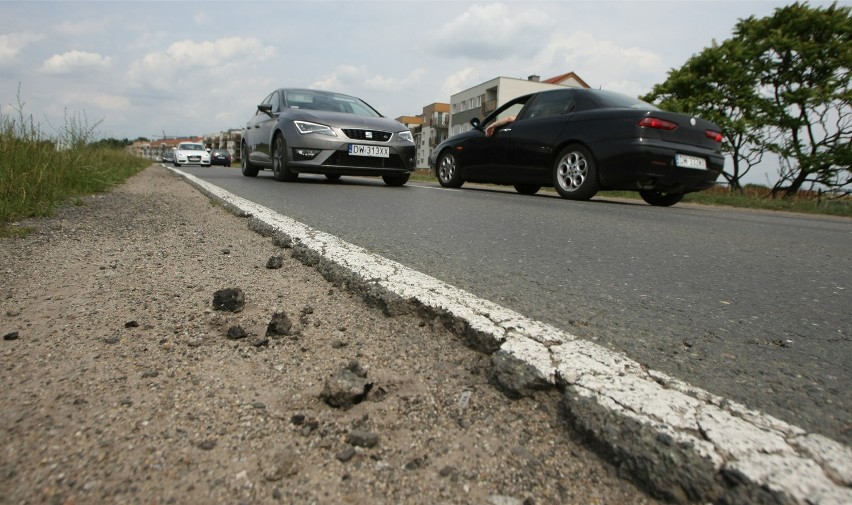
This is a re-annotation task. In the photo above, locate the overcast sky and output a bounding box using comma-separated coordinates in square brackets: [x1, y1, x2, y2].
[0, 0, 836, 182]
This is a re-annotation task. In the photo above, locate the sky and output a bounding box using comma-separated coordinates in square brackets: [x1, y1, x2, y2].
[0, 0, 841, 183]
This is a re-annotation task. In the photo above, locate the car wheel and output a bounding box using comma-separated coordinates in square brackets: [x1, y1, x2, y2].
[437, 149, 464, 188]
[272, 134, 297, 182]
[552, 144, 599, 200]
[514, 184, 541, 195]
[382, 173, 410, 186]
[173, 161, 179, 167]
[639, 189, 684, 207]
[325, 174, 341, 182]
[241, 142, 259, 177]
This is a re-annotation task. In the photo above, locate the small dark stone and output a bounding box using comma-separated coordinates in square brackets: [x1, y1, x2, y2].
[212, 288, 245, 312]
[221, 248, 230, 255]
[300, 420, 319, 436]
[3, 332, 19, 341]
[120, 398, 133, 407]
[198, 440, 217, 450]
[141, 370, 159, 379]
[266, 256, 284, 269]
[266, 312, 293, 337]
[404, 456, 427, 470]
[320, 361, 372, 409]
[253, 402, 266, 409]
[227, 326, 247, 340]
[439, 466, 457, 478]
[347, 430, 379, 448]
[337, 446, 356, 462]
[291, 414, 306, 426]
[251, 337, 269, 347]
[103, 337, 120, 344]
[124, 320, 140, 328]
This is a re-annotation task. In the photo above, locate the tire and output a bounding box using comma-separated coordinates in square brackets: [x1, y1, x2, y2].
[552, 144, 599, 200]
[241, 142, 259, 177]
[382, 173, 410, 187]
[272, 134, 297, 182]
[173, 161, 179, 167]
[325, 174, 341, 182]
[639, 189, 684, 207]
[436, 149, 464, 188]
[514, 184, 541, 195]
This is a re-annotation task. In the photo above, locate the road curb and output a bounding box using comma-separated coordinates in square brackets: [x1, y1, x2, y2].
[172, 168, 852, 504]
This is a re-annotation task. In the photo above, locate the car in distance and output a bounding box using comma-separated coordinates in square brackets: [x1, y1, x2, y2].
[173, 142, 211, 167]
[210, 148, 232, 167]
[429, 88, 724, 206]
[241, 88, 415, 186]
[162, 149, 175, 164]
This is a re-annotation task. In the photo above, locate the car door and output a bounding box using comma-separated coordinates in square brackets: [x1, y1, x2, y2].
[503, 90, 577, 184]
[462, 99, 528, 183]
[245, 92, 279, 165]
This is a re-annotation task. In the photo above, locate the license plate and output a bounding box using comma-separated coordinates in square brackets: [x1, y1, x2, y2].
[349, 144, 389, 158]
[675, 154, 707, 169]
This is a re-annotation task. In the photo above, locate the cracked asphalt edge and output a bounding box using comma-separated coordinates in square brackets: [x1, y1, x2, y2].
[172, 168, 851, 504]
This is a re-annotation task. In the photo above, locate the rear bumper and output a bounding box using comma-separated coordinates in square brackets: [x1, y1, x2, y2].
[594, 139, 724, 192]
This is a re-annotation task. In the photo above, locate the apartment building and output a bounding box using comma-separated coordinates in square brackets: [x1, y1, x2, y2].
[449, 72, 589, 135]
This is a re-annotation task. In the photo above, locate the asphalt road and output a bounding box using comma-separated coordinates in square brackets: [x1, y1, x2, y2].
[177, 165, 851, 446]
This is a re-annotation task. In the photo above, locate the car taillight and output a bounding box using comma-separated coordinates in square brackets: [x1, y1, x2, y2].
[638, 117, 678, 130]
[705, 130, 723, 142]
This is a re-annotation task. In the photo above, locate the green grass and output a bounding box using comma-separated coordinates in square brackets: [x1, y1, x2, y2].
[411, 170, 851, 217]
[1, 105, 149, 236]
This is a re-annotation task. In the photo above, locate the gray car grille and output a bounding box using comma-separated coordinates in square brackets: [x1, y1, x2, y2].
[342, 129, 392, 142]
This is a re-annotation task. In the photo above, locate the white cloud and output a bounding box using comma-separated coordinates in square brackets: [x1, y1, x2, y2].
[433, 3, 553, 60]
[127, 36, 275, 91]
[441, 67, 481, 98]
[0, 32, 43, 65]
[40, 50, 111, 74]
[535, 32, 668, 95]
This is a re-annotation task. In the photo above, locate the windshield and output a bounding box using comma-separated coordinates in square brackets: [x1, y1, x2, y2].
[179, 144, 204, 151]
[284, 90, 382, 117]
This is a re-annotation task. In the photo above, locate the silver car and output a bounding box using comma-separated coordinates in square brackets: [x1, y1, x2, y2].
[241, 88, 415, 186]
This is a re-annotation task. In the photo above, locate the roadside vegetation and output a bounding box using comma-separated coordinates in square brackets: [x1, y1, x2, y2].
[0, 100, 149, 237]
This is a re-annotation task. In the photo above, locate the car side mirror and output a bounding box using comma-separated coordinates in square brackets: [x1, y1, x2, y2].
[470, 117, 481, 129]
[257, 103, 274, 117]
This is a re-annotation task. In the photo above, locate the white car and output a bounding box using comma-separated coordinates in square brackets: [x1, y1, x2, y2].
[173, 142, 211, 167]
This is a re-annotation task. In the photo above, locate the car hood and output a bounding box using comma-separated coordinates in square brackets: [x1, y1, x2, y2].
[288, 110, 406, 132]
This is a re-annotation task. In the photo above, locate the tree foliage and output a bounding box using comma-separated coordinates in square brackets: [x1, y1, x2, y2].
[736, 1, 851, 197]
[643, 2, 851, 196]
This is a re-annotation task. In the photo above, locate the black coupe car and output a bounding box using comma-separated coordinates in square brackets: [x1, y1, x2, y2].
[429, 88, 724, 206]
[241, 88, 416, 186]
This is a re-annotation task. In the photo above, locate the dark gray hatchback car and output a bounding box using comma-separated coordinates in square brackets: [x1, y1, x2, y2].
[241, 88, 416, 186]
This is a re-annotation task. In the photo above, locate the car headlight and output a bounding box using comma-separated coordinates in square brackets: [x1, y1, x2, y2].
[294, 121, 337, 137]
[397, 130, 414, 143]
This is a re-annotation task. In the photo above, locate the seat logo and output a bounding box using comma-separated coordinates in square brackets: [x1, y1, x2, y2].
[365, 131, 373, 139]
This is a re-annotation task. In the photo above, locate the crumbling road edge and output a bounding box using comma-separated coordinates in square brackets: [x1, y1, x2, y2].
[172, 168, 851, 504]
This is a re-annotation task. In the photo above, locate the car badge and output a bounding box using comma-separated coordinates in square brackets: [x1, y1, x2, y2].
[365, 131, 373, 139]
[690, 117, 697, 126]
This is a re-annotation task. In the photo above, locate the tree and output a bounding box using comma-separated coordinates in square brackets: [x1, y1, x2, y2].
[643, 2, 851, 196]
[734, 1, 851, 197]
[642, 39, 765, 190]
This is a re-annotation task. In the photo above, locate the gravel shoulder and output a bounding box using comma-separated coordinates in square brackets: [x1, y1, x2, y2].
[0, 165, 660, 505]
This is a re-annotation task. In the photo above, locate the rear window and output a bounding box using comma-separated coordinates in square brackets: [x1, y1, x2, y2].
[591, 90, 660, 111]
